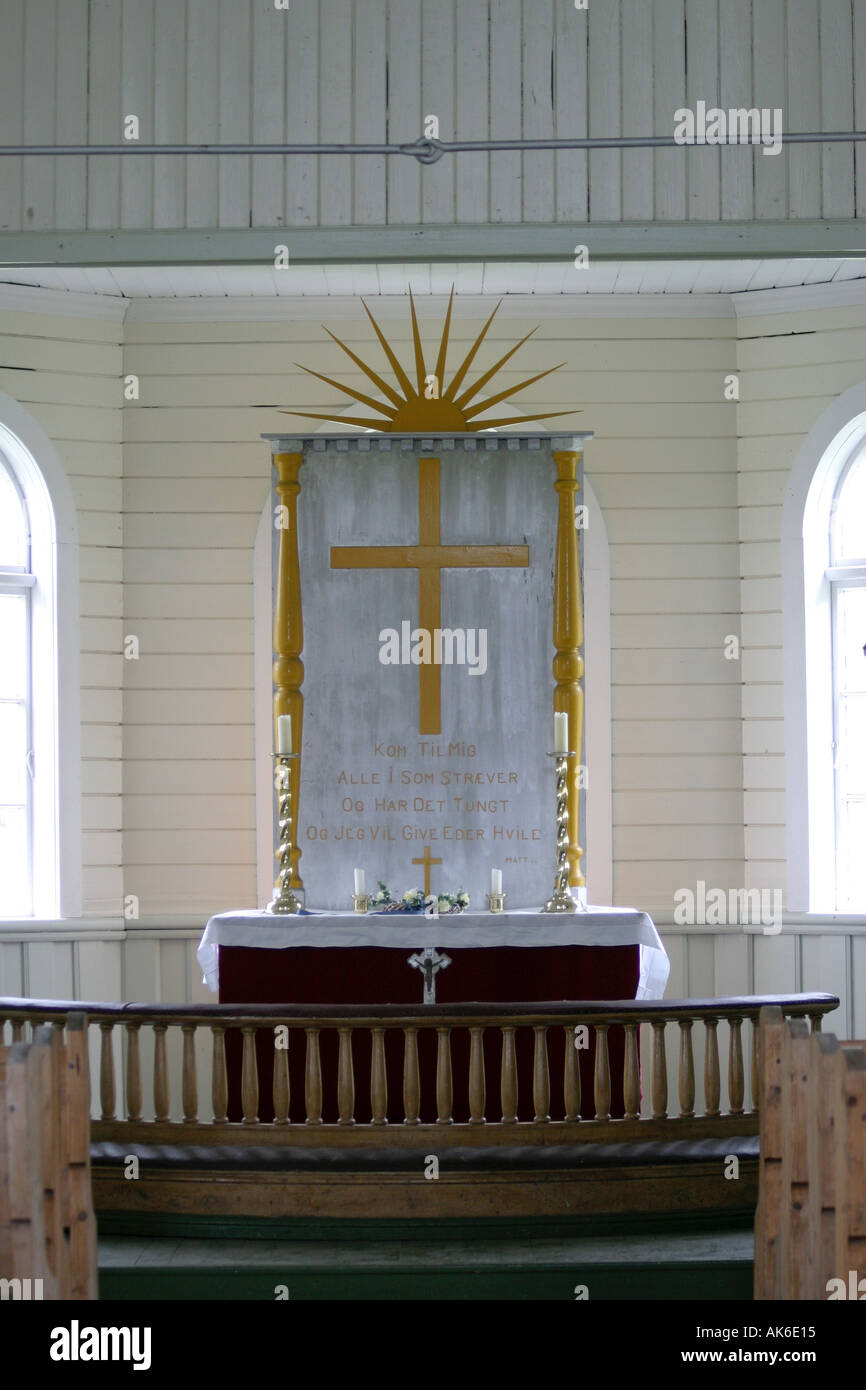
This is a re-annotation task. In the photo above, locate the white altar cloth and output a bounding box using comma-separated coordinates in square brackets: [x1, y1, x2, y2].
[197, 906, 669, 1000]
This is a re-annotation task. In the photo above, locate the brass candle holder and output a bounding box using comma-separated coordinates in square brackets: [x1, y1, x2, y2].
[541, 750, 583, 914]
[267, 753, 301, 915]
[487, 892, 506, 914]
[352, 893, 370, 914]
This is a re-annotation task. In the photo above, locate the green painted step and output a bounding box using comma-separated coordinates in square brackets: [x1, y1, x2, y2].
[98, 1229, 754, 1301]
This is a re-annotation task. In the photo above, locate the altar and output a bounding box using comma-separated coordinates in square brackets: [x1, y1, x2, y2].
[198, 908, 669, 1123]
[201, 302, 666, 1126]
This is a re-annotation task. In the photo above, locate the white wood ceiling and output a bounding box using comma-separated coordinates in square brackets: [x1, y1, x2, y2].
[3, 259, 866, 300]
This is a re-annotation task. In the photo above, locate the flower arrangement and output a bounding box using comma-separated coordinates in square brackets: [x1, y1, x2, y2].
[371, 882, 470, 914]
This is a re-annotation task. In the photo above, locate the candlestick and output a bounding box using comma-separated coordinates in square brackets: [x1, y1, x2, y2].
[352, 892, 370, 914]
[554, 711, 568, 755]
[277, 713, 293, 756]
[541, 749, 583, 914]
[354, 867, 365, 896]
[487, 890, 506, 914]
[267, 753, 301, 915]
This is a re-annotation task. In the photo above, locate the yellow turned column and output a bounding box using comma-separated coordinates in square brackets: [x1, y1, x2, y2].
[552, 449, 585, 890]
[273, 451, 304, 889]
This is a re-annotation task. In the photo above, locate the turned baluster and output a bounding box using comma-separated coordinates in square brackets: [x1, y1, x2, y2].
[468, 1026, 486, 1124]
[533, 1026, 550, 1123]
[652, 1020, 668, 1118]
[436, 1027, 453, 1124]
[678, 1019, 695, 1118]
[240, 1025, 259, 1124]
[153, 1023, 169, 1122]
[370, 1028, 388, 1126]
[212, 1025, 228, 1124]
[705, 1018, 721, 1116]
[182, 1024, 198, 1124]
[500, 1026, 518, 1123]
[11, 1018, 24, 1041]
[623, 1022, 640, 1120]
[337, 1027, 355, 1125]
[305, 1027, 323, 1125]
[403, 1027, 420, 1125]
[273, 1027, 290, 1125]
[125, 1023, 142, 1122]
[99, 1022, 116, 1121]
[594, 1023, 611, 1121]
[564, 1025, 581, 1121]
[729, 1016, 744, 1115]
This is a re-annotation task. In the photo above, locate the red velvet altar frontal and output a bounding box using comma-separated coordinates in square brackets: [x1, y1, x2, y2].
[220, 943, 639, 1124]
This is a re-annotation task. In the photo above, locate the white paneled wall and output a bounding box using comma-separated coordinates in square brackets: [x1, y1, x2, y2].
[0, 307, 123, 916]
[0, 0, 864, 232]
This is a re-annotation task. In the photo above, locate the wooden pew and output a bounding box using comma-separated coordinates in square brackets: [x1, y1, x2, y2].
[755, 1007, 866, 1300]
[0, 1014, 97, 1300]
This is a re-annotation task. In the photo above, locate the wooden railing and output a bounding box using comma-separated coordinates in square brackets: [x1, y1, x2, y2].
[0, 994, 837, 1149]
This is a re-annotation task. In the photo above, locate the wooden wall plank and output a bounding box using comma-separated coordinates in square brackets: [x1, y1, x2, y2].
[718, 0, 754, 221]
[218, 0, 252, 228]
[284, 0, 319, 226]
[588, 0, 621, 222]
[0, 0, 24, 231]
[686, 0, 720, 221]
[86, 0, 122, 229]
[121, 0, 155, 228]
[22, 0, 57, 232]
[522, 0, 554, 223]
[855, 0, 866, 218]
[786, 0, 822, 219]
[55, 0, 89, 230]
[186, 0, 219, 228]
[620, 0, 653, 221]
[353, 0, 387, 225]
[489, 0, 521, 223]
[751, 0, 787, 219]
[153, 0, 187, 229]
[386, 0, 422, 224]
[319, 0, 353, 226]
[421, 0, 456, 225]
[653, 0, 686, 220]
[820, 0, 855, 218]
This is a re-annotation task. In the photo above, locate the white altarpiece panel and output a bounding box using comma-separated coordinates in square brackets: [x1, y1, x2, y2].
[264, 432, 591, 912]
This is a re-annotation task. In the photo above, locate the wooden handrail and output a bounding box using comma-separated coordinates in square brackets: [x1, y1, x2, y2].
[0, 993, 839, 1028]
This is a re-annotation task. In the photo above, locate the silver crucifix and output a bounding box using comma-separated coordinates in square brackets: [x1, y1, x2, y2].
[408, 946, 452, 1004]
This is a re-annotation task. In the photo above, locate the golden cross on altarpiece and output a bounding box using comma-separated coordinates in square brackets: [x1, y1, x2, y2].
[412, 844, 442, 896]
[330, 456, 529, 734]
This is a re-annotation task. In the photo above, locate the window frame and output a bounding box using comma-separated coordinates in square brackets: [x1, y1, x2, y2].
[0, 465, 37, 915]
[0, 398, 82, 922]
[826, 456, 866, 911]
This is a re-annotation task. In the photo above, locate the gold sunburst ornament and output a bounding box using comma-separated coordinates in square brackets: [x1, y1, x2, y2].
[281, 286, 579, 432]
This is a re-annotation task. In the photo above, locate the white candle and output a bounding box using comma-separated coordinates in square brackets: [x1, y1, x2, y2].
[491, 868, 502, 895]
[354, 868, 365, 896]
[554, 711, 569, 754]
[277, 714, 293, 756]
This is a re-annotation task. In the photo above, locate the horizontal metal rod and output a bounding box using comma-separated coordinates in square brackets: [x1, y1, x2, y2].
[0, 131, 864, 161]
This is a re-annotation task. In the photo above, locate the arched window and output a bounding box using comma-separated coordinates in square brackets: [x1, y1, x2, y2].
[827, 451, 866, 910]
[785, 390, 866, 915]
[0, 398, 81, 921]
[0, 458, 34, 914]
